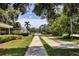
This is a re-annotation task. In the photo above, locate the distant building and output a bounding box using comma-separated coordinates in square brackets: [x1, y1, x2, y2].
[0, 22, 13, 34]
[20, 27, 28, 33]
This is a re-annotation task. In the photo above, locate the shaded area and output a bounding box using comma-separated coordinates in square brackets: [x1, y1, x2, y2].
[25, 36, 48, 56]
[40, 37, 79, 56]
[56, 36, 79, 41]
[54, 36, 79, 43]
[0, 48, 28, 56]
[25, 46, 48, 56]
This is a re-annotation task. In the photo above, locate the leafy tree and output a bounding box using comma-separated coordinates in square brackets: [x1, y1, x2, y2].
[39, 24, 48, 34]
[51, 12, 69, 34]
[63, 4, 79, 37]
[0, 3, 9, 10]
[0, 3, 29, 27]
[13, 3, 29, 15]
[30, 27, 38, 33]
[14, 22, 21, 29]
[33, 3, 63, 34]
[0, 3, 30, 34]
[34, 3, 79, 38]
[8, 7, 19, 26]
[33, 3, 61, 20]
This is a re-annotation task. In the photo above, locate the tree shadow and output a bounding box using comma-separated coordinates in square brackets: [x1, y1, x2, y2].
[43, 43, 79, 56]
[1, 41, 79, 56]
[0, 46, 29, 56]
[57, 36, 79, 41]
[25, 46, 48, 56]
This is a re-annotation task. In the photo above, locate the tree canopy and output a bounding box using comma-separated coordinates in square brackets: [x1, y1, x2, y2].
[0, 3, 29, 29]
[33, 3, 79, 36]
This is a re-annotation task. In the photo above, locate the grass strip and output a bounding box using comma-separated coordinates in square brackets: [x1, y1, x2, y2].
[0, 35, 33, 56]
[40, 36, 79, 56]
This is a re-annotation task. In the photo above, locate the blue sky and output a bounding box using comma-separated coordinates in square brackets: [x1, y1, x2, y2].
[17, 4, 48, 28]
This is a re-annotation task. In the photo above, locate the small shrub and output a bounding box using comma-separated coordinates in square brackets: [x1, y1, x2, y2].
[15, 35, 22, 40]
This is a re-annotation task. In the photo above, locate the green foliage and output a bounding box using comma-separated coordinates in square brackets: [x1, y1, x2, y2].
[0, 4, 8, 10]
[20, 33, 29, 36]
[39, 24, 53, 34]
[0, 35, 22, 43]
[63, 4, 79, 17]
[30, 27, 38, 33]
[0, 3, 29, 28]
[14, 22, 21, 29]
[51, 12, 70, 34]
[0, 9, 8, 23]
[33, 3, 61, 19]
[34, 3, 79, 36]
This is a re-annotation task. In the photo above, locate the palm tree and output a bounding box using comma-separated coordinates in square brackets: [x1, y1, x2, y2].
[24, 21, 31, 33]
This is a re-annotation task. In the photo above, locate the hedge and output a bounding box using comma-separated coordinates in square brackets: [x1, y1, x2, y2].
[0, 35, 22, 43]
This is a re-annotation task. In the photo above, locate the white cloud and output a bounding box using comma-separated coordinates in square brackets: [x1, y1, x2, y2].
[17, 18, 48, 28]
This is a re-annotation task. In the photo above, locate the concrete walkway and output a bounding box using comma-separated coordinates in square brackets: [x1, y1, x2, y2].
[25, 36, 48, 56]
[42, 37, 79, 49]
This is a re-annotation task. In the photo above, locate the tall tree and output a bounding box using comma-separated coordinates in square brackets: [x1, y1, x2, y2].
[14, 22, 21, 29]
[24, 21, 31, 32]
[34, 3, 79, 37]
[33, 3, 62, 34]
[39, 24, 48, 33]
[0, 3, 29, 26]
[63, 3, 79, 38]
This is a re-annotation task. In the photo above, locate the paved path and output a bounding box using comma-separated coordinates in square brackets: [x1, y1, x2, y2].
[25, 36, 48, 56]
[42, 37, 79, 49]
[42, 37, 61, 48]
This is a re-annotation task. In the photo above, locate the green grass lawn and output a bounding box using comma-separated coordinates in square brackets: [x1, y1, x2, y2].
[40, 37, 79, 56]
[53, 36, 79, 44]
[41, 34, 79, 44]
[0, 35, 33, 56]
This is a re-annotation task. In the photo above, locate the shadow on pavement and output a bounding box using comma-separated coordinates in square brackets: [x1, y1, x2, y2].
[25, 46, 48, 56]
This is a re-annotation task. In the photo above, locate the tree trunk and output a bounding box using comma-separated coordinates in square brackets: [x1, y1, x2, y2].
[68, 31, 71, 39]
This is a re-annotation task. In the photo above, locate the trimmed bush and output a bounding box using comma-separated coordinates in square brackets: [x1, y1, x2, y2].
[0, 35, 22, 43]
[20, 33, 29, 36]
